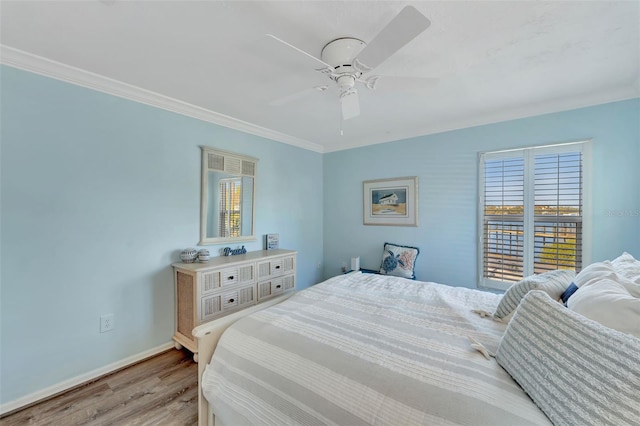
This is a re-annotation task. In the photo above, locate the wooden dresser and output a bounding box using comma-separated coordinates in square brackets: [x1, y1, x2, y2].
[172, 249, 296, 361]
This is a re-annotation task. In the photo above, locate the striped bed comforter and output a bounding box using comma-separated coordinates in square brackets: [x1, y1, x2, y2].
[202, 272, 552, 426]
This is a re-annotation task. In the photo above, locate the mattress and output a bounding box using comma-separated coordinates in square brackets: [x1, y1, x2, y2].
[202, 272, 552, 425]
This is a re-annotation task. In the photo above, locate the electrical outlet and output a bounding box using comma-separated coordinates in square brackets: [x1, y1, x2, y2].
[100, 313, 115, 333]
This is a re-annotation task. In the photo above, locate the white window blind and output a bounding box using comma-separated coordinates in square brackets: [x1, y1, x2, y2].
[218, 178, 242, 238]
[482, 156, 525, 284]
[479, 142, 589, 290]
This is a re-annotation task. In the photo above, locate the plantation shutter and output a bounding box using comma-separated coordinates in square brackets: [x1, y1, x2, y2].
[533, 152, 583, 272]
[218, 178, 242, 238]
[218, 181, 228, 237]
[480, 142, 588, 290]
[482, 156, 525, 283]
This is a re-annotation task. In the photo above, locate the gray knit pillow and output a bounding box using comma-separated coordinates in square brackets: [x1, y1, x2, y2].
[496, 291, 640, 426]
[494, 269, 575, 320]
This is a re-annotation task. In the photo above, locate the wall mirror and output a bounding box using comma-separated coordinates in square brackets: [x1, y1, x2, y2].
[200, 146, 257, 245]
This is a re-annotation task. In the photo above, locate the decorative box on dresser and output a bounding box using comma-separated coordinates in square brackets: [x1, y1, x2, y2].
[172, 249, 296, 361]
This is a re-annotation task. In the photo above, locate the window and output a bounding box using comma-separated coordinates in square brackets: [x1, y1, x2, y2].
[479, 141, 590, 290]
[218, 178, 242, 238]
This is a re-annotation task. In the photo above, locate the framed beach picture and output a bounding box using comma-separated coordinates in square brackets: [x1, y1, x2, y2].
[363, 176, 418, 226]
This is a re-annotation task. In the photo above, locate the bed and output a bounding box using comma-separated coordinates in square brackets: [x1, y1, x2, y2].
[194, 261, 640, 426]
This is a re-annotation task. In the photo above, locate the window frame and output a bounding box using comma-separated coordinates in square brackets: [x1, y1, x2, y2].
[478, 140, 592, 291]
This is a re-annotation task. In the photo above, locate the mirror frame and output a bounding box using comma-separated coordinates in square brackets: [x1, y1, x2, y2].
[199, 146, 258, 245]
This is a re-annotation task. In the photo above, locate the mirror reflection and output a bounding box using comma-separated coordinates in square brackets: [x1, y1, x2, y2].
[200, 147, 257, 245]
[206, 172, 254, 238]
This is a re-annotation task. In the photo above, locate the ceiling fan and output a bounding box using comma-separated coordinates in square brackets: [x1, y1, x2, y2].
[266, 6, 435, 121]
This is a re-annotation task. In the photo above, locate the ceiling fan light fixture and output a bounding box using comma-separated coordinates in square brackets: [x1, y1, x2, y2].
[337, 75, 356, 92]
[340, 89, 360, 120]
[264, 5, 432, 123]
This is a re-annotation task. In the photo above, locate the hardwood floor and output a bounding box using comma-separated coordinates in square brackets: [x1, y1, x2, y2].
[1, 349, 198, 425]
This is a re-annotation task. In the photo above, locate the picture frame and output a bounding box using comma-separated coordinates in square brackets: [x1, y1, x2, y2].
[265, 233, 279, 250]
[363, 176, 418, 226]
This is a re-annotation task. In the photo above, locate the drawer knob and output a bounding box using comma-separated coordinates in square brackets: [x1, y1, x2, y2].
[275, 265, 281, 270]
[228, 298, 235, 303]
[228, 275, 234, 280]
[276, 285, 281, 289]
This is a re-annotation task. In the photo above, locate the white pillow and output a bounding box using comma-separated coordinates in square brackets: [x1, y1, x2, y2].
[567, 277, 640, 339]
[611, 252, 640, 284]
[573, 260, 617, 287]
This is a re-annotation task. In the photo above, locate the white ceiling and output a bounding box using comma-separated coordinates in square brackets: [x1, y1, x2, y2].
[2, 1, 639, 153]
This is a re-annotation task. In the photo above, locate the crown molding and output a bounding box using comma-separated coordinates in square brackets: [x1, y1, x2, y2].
[324, 85, 640, 152]
[3, 45, 637, 155]
[0, 45, 324, 153]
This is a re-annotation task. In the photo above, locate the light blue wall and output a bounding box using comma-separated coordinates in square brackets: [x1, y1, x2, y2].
[2, 64, 638, 408]
[323, 99, 640, 285]
[0, 66, 323, 405]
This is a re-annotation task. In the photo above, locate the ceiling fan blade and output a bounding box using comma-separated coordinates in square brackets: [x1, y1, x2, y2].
[340, 89, 360, 120]
[268, 85, 329, 106]
[364, 75, 438, 93]
[354, 6, 430, 72]
[265, 34, 334, 72]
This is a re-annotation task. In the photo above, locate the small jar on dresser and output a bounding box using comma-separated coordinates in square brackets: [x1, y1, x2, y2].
[172, 249, 296, 361]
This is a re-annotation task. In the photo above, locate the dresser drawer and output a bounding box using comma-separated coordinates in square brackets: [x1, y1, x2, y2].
[282, 274, 296, 291]
[202, 264, 254, 291]
[200, 270, 221, 293]
[220, 268, 239, 287]
[222, 284, 257, 312]
[221, 290, 239, 310]
[257, 255, 296, 280]
[270, 259, 284, 277]
[258, 275, 295, 300]
[280, 255, 296, 275]
[201, 294, 222, 321]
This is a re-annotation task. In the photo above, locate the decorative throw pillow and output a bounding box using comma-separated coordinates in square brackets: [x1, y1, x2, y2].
[493, 269, 575, 320]
[496, 290, 640, 426]
[379, 242, 419, 279]
[567, 277, 640, 338]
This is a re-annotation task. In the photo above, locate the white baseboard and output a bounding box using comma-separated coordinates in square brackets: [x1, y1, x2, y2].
[0, 341, 175, 416]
